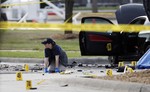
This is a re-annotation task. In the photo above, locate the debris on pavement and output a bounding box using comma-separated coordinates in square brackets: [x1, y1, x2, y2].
[0, 63, 43, 72]
[97, 70, 150, 84]
[78, 63, 83, 67]
[60, 70, 73, 74]
[61, 84, 69, 87]
[77, 69, 82, 72]
[30, 87, 37, 90]
[1, 62, 150, 85]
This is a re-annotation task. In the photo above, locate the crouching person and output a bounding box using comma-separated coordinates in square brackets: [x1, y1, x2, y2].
[41, 38, 68, 73]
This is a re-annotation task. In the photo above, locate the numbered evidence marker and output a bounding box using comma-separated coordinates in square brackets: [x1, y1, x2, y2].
[106, 69, 113, 77]
[16, 72, 23, 81]
[127, 67, 134, 73]
[118, 62, 124, 67]
[24, 64, 29, 71]
[131, 61, 137, 66]
[26, 80, 32, 90]
[106, 43, 112, 51]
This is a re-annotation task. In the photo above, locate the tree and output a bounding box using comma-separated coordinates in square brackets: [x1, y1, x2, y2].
[64, 0, 74, 34]
[92, 0, 98, 13]
[1, 0, 7, 3]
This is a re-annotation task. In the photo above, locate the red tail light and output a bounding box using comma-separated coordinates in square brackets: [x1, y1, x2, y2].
[88, 35, 112, 42]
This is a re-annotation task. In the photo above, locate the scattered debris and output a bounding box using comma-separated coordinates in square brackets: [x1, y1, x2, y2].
[60, 70, 73, 74]
[78, 63, 83, 67]
[61, 84, 68, 87]
[30, 87, 37, 90]
[68, 61, 77, 68]
[105, 65, 112, 68]
[77, 70, 82, 72]
[98, 70, 150, 84]
[19, 69, 25, 71]
[82, 72, 98, 78]
[0, 64, 9, 69]
[0, 63, 43, 72]
[90, 71, 93, 73]
[100, 71, 104, 73]
[117, 66, 125, 72]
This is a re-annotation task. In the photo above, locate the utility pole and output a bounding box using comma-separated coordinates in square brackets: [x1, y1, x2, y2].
[64, 0, 74, 34]
[92, 0, 98, 13]
[86, 0, 91, 8]
[130, 0, 133, 3]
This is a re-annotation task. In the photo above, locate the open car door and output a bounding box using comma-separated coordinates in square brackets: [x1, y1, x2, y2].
[79, 17, 122, 56]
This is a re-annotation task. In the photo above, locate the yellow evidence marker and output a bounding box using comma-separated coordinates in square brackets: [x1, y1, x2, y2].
[118, 62, 124, 67]
[16, 72, 23, 81]
[131, 61, 137, 66]
[24, 64, 29, 71]
[26, 80, 32, 90]
[106, 69, 113, 77]
[127, 68, 134, 73]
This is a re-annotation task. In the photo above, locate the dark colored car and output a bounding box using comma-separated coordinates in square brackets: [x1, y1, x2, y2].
[79, 3, 150, 65]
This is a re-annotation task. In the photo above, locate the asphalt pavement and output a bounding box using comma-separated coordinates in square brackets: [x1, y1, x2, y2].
[1, 72, 150, 92]
[0, 57, 150, 92]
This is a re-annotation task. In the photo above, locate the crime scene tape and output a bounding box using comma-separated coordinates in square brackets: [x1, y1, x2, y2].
[0, 22, 150, 32]
[36, 79, 46, 86]
[0, 1, 44, 7]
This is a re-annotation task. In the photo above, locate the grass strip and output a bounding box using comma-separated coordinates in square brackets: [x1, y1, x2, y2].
[0, 51, 81, 58]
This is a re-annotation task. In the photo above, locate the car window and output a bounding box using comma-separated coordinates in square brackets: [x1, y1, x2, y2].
[82, 18, 113, 33]
[130, 17, 146, 24]
[84, 18, 112, 24]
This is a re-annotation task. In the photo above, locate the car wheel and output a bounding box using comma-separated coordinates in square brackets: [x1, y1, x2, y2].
[108, 56, 119, 66]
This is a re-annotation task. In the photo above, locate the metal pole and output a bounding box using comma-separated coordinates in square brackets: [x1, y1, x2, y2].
[130, 0, 133, 3]
[92, 0, 98, 13]
[86, 0, 91, 8]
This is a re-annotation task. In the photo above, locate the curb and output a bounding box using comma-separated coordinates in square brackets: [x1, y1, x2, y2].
[0, 57, 108, 64]
[51, 77, 150, 92]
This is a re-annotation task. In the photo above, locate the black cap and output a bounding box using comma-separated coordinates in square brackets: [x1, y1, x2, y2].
[41, 38, 54, 44]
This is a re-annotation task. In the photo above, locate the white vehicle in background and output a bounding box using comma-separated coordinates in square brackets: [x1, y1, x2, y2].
[137, 16, 150, 52]
[1, 0, 65, 22]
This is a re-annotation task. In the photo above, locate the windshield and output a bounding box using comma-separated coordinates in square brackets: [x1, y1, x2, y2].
[82, 17, 114, 33]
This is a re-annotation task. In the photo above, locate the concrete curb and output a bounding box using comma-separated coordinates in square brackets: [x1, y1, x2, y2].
[51, 77, 150, 92]
[0, 57, 43, 63]
[0, 57, 108, 64]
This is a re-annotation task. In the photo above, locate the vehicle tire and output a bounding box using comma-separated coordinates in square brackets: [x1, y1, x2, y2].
[108, 56, 119, 66]
[145, 45, 150, 52]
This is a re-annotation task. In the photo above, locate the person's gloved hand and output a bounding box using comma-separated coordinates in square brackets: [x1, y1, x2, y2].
[44, 68, 49, 73]
[55, 68, 60, 73]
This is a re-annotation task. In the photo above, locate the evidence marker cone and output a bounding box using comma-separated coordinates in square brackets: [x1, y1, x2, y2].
[106, 69, 113, 77]
[26, 80, 32, 90]
[127, 67, 134, 73]
[118, 62, 124, 67]
[131, 61, 137, 66]
[16, 72, 23, 81]
[25, 64, 29, 71]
